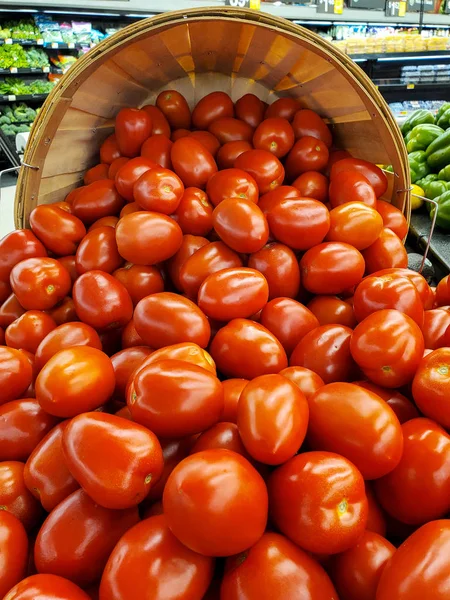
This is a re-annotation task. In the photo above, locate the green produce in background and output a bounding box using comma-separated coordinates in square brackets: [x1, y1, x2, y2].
[436, 102, 450, 122]
[437, 107, 450, 130]
[426, 129, 450, 171]
[405, 124, 444, 152]
[430, 190, 450, 230]
[416, 173, 439, 189]
[409, 151, 431, 183]
[0, 43, 28, 69]
[438, 165, 450, 181]
[424, 180, 450, 200]
[401, 109, 435, 137]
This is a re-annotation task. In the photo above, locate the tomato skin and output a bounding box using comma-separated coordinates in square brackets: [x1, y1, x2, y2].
[307, 382, 403, 479]
[326, 202, 383, 250]
[248, 243, 300, 300]
[376, 199, 408, 239]
[75, 226, 122, 275]
[113, 264, 164, 306]
[216, 140, 252, 170]
[146, 437, 193, 503]
[88, 215, 119, 231]
[290, 324, 356, 384]
[307, 296, 356, 329]
[72, 270, 133, 330]
[362, 228, 408, 274]
[192, 91, 234, 129]
[0, 346, 33, 405]
[168, 234, 209, 291]
[0, 230, 48, 285]
[46, 296, 78, 326]
[139, 342, 217, 378]
[356, 381, 419, 424]
[292, 171, 328, 203]
[421, 308, 450, 349]
[140, 134, 172, 168]
[0, 511, 28, 598]
[5, 311, 56, 354]
[170, 137, 218, 189]
[35, 322, 101, 372]
[435, 274, 450, 306]
[300, 242, 365, 295]
[0, 460, 42, 530]
[371, 267, 433, 310]
[171, 128, 190, 142]
[114, 156, 156, 202]
[190, 422, 248, 458]
[329, 172, 377, 209]
[253, 117, 295, 158]
[331, 158, 388, 198]
[133, 167, 184, 214]
[279, 366, 324, 400]
[10, 258, 71, 311]
[72, 180, 124, 223]
[100, 134, 121, 164]
[173, 187, 214, 236]
[115, 108, 152, 157]
[285, 136, 329, 181]
[163, 449, 268, 556]
[208, 117, 254, 144]
[84, 163, 109, 185]
[292, 109, 332, 147]
[156, 90, 191, 130]
[4, 574, 91, 600]
[188, 131, 221, 157]
[235, 149, 284, 194]
[100, 514, 214, 600]
[121, 319, 145, 348]
[350, 309, 424, 388]
[111, 346, 153, 400]
[269, 451, 367, 555]
[412, 348, 450, 428]
[213, 198, 269, 254]
[30, 205, 86, 256]
[265, 98, 301, 122]
[108, 157, 129, 180]
[141, 105, 171, 137]
[220, 379, 248, 423]
[206, 168, 259, 207]
[235, 94, 265, 128]
[0, 280, 11, 305]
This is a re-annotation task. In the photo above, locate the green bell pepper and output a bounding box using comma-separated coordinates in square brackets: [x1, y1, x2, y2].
[430, 190, 450, 230]
[424, 180, 450, 200]
[437, 102, 450, 122]
[438, 165, 450, 181]
[409, 151, 431, 183]
[437, 108, 450, 130]
[401, 109, 435, 137]
[416, 173, 439, 189]
[426, 129, 450, 171]
[406, 124, 445, 152]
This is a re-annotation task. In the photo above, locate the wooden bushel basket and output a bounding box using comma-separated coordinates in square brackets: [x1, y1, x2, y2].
[15, 7, 410, 229]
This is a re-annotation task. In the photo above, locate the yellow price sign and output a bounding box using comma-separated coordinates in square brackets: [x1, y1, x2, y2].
[250, 0, 260, 8]
[334, 0, 344, 13]
[407, 83, 415, 89]
[399, 1, 406, 15]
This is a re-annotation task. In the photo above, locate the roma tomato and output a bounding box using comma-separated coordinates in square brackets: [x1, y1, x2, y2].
[208, 118, 253, 144]
[212, 198, 269, 253]
[99, 514, 214, 600]
[172, 128, 190, 141]
[210, 319, 287, 379]
[285, 136, 329, 181]
[5, 310, 56, 354]
[113, 264, 164, 306]
[248, 243, 300, 300]
[206, 168, 259, 207]
[265, 97, 301, 121]
[374, 418, 450, 525]
[0, 460, 42, 530]
[128, 359, 223, 437]
[156, 90, 191, 129]
[173, 187, 214, 236]
[329, 172, 377, 209]
[435, 274, 450, 307]
[114, 156, 156, 202]
[88, 215, 119, 230]
[167, 234, 209, 290]
[253, 117, 295, 158]
[221, 532, 338, 600]
[72, 180, 124, 223]
[326, 202, 383, 249]
[237, 374, 309, 465]
[57, 256, 77, 284]
[260, 298, 319, 355]
[10, 258, 71, 311]
[72, 270, 133, 330]
[24, 421, 79, 512]
[36, 346, 115, 417]
[140, 134, 172, 168]
[221, 378, 248, 423]
[188, 131, 221, 157]
[46, 296, 77, 326]
[300, 242, 365, 295]
[307, 382, 403, 479]
[141, 105, 171, 137]
[146, 437, 194, 503]
[84, 163, 109, 185]
[111, 346, 153, 399]
[235, 93, 265, 127]
[362, 228, 408, 273]
[350, 309, 424, 388]
[292, 171, 328, 203]
[133, 167, 184, 214]
[132, 343, 216, 379]
[307, 296, 356, 328]
[34, 489, 139, 587]
[330, 158, 388, 198]
[0, 511, 28, 598]
[365, 484, 387, 537]
[4, 574, 91, 600]
[216, 140, 252, 170]
[376, 200, 408, 239]
[100, 134, 121, 164]
[171, 137, 218, 188]
[190, 422, 249, 458]
[268, 451, 367, 555]
[290, 324, 356, 384]
[108, 157, 129, 179]
[63, 412, 163, 509]
[134, 292, 210, 348]
[115, 108, 151, 157]
[198, 268, 268, 321]
[420, 308, 450, 349]
[192, 91, 234, 129]
[356, 381, 419, 424]
[35, 322, 102, 371]
[75, 226, 122, 275]
[235, 149, 284, 194]
[30, 205, 86, 256]
[0, 399, 58, 462]
[163, 449, 268, 556]
[371, 267, 433, 310]
[279, 366, 324, 400]
[121, 319, 145, 348]
[0, 280, 11, 305]
[412, 348, 450, 429]
[292, 109, 332, 147]
[0, 346, 33, 405]
[0, 229, 47, 283]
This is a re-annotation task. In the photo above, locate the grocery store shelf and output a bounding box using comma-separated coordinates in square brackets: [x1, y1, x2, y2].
[0, 67, 50, 75]
[0, 39, 94, 49]
[377, 82, 450, 101]
[350, 51, 450, 61]
[0, 93, 48, 103]
[410, 211, 450, 274]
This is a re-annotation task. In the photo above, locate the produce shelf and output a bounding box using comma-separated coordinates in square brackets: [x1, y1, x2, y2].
[0, 67, 50, 75]
[350, 51, 450, 61]
[0, 39, 95, 49]
[377, 82, 450, 101]
[0, 93, 48, 103]
[409, 211, 450, 275]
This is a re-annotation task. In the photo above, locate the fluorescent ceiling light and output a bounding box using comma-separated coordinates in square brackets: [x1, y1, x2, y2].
[379, 54, 450, 60]
[43, 10, 121, 16]
[294, 20, 333, 25]
[125, 13, 156, 17]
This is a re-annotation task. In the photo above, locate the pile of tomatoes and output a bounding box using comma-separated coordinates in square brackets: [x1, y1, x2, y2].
[0, 88, 449, 600]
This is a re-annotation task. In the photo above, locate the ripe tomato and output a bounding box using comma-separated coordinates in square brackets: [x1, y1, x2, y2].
[46, 296, 77, 326]
[140, 134, 173, 168]
[190, 422, 249, 458]
[210, 319, 287, 379]
[10, 257, 71, 311]
[260, 298, 319, 355]
[133, 167, 184, 214]
[208, 117, 254, 144]
[350, 309, 424, 388]
[290, 324, 356, 384]
[235, 149, 284, 194]
[329, 172, 377, 209]
[108, 157, 129, 179]
[5, 310, 56, 354]
[292, 109, 332, 147]
[265, 98, 301, 121]
[115, 211, 183, 265]
[172, 128, 190, 141]
[253, 117, 295, 158]
[30, 205, 86, 256]
[206, 168, 259, 207]
[173, 187, 214, 236]
[72, 270, 133, 330]
[248, 243, 300, 300]
[83, 163, 109, 185]
[0, 399, 58, 462]
[212, 198, 269, 254]
[307, 296, 356, 328]
[331, 158, 388, 198]
[376, 199, 408, 239]
[292, 171, 328, 203]
[100, 134, 121, 164]
[326, 202, 383, 250]
[121, 319, 145, 348]
[356, 381, 419, 424]
[111, 346, 153, 399]
[113, 264, 164, 306]
[24, 420, 79, 512]
[374, 418, 450, 525]
[237, 374, 309, 465]
[279, 366, 324, 400]
[300, 242, 365, 295]
[35, 322, 101, 371]
[171, 137, 218, 188]
[167, 234, 209, 291]
[115, 108, 151, 157]
[163, 449, 267, 556]
[100, 514, 214, 600]
[371, 267, 433, 310]
[114, 156, 156, 202]
[198, 267, 268, 321]
[35, 488, 139, 587]
[56, 256, 77, 284]
[362, 228, 408, 273]
[0, 511, 28, 598]
[75, 226, 122, 275]
[0, 230, 47, 283]
[88, 215, 119, 231]
[0, 346, 33, 405]
[0, 460, 42, 530]
[156, 90, 191, 130]
[235, 93, 265, 127]
[269, 451, 367, 554]
[188, 130, 221, 157]
[0, 280, 11, 305]
[420, 308, 450, 349]
[192, 91, 234, 129]
[412, 348, 450, 428]
[221, 379, 248, 423]
[137, 343, 215, 376]
[365, 484, 387, 537]
[216, 140, 252, 170]
[435, 274, 450, 306]
[146, 437, 193, 503]
[72, 180, 124, 223]
[4, 574, 91, 600]
[307, 382, 403, 479]
[285, 136, 329, 181]
[141, 105, 171, 137]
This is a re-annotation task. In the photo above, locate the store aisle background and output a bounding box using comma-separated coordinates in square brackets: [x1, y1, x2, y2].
[1, 175, 18, 238]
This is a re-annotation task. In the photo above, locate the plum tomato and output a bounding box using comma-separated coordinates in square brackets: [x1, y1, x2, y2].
[0, 511, 28, 599]
[140, 134, 172, 169]
[173, 188, 214, 236]
[115, 108, 151, 158]
[265, 98, 301, 121]
[100, 134, 121, 164]
[156, 90, 191, 130]
[167, 234, 210, 291]
[235, 93, 265, 128]
[172, 128, 190, 141]
[279, 366, 324, 400]
[326, 202, 383, 249]
[371, 267, 433, 309]
[46, 296, 77, 326]
[248, 243, 300, 300]
[190, 422, 249, 458]
[84, 163, 109, 185]
[192, 91, 234, 129]
[72, 180, 124, 223]
[220, 379, 248, 423]
[30, 205, 86, 256]
[435, 274, 450, 307]
[285, 136, 329, 181]
[75, 226, 122, 275]
[208, 117, 254, 144]
[113, 264, 164, 306]
[5, 310, 56, 354]
[253, 117, 295, 158]
[108, 157, 129, 180]
[292, 171, 328, 203]
[0, 229, 47, 283]
[171, 137, 218, 189]
[111, 346, 153, 400]
[216, 140, 252, 170]
[376, 200, 408, 239]
[420, 308, 450, 349]
[212, 198, 269, 254]
[4, 574, 91, 600]
[307, 296, 357, 328]
[145, 437, 194, 504]
[0, 460, 42, 530]
[292, 109, 332, 147]
[189, 130, 221, 157]
[362, 228, 408, 273]
[88, 215, 119, 230]
[206, 168, 259, 207]
[141, 105, 171, 137]
[412, 347, 450, 429]
[330, 158, 388, 198]
[329, 172, 377, 209]
[0, 346, 33, 405]
[35, 322, 102, 371]
[10, 257, 71, 311]
[133, 167, 184, 214]
[356, 381, 419, 424]
[234, 149, 284, 194]
[114, 157, 156, 202]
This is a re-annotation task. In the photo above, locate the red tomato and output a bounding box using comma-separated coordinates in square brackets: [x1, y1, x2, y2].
[210, 318, 287, 379]
[253, 117, 295, 158]
[435, 274, 450, 306]
[221, 532, 338, 600]
[114, 156, 156, 202]
[5, 574, 91, 600]
[75, 226, 122, 275]
[100, 514, 214, 600]
[258, 186, 301, 214]
[216, 140, 252, 170]
[173, 187, 214, 236]
[146, 437, 193, 503]
[292, 109, 332, 147]
[133, 167, 184, 214]
[133, 343, 216, 378]
[113, 264, 164, 306]
[212, 198, 269, 253]
[412, 347, 450, 429]
[56, 256, 77, 285]
[265, 98, 301, 121]
[188, 131, 221, 157]
[279, 366, 324, 400]
[0, 229, 47, 283]
[88, 215, 119, 231]
[235, 149, 284, 194]
[285, 136, 329, 181]
[356, 381, 419, 424]
[115, 108, 151, 157]
[351, 309, 424, 388]
[0, 280, 11, 305]
[119, 201, 140, 217]
[5, 310, 56, 354]
[0, 511, 28, 598]
[208, 117, 253, 144]
[121, 320, 145, 348]
[375, 418, 450, 525]
[108, 157, 129, 179]
[248, 243, 300, 300]
[163, 449, 267, 556]
[206, 168, 259, 207]
[0, 346, 33, 405]
[365, 484, 387, 537]
[10, 257, 71, 311]
[371, 267, 433, 310]
[35, 322, 101, 371]
[35, 489, 139, 587]
[331, 158, 388, 198]
[290, 324, 357, 384]
[72, 270, 133, 330]
[140, 134, 172, 168]
[0, 460, 42, 530]
[326, 202, 383, 250]
[235, 93, 265, 127]
[329, 171, 377, 209]
[83, 163, 109, 185]
[30, 205, 86, 256]
[171, 137, 218, 189]
[292, 171, 328, 202]
[190, 422, 249, 457]
[156, 90, 191, 130]
[141, 105, 171, 137]
[307, 296, 356, 329]
[269, 451, 367, 554]
[420, 308, 450, 349]
[46, 296, 77, 326]
[63, 412, 163, 509]
[167, 234, 209, 291]
[192, 91, 234, 129]
[376, 199, 408, 239]
[171, 128, 190, 141]
[24, 420, 79, 512]
[100, 134, 121, 164]
[111, 346, 153, 399]
[134, 292, 210, 349]
[72, 180, 124, 223]
[300, 242, 365, 295]
[362, 228, 408, 273]
[220, 379, 248, 423]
